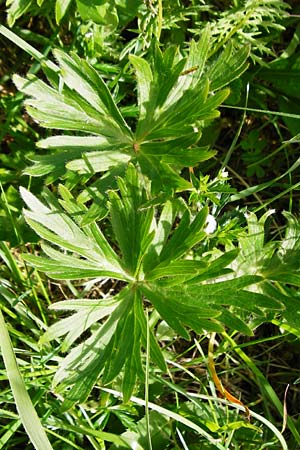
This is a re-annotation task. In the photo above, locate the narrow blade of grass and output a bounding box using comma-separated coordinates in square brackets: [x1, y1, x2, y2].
[0, 25, 58, 73]
[0, 310, 53, 450]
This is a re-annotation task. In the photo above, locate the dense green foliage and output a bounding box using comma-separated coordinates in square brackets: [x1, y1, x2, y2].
[1, 1, 300, 449]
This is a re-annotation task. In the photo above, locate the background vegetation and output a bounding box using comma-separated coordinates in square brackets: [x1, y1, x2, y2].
[1, 0, 300, 449]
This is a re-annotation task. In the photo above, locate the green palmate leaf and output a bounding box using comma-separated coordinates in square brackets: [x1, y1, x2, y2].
[21, 163, 287, 408]
[22, 165, 282, 407]
[131, 29, 249, 143]
[20, 168, 168, 404]
[14, 29, 249, 186]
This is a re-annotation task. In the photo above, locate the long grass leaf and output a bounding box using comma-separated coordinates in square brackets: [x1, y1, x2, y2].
[0, 310, 53, 450]
[0, 25, 58, 72]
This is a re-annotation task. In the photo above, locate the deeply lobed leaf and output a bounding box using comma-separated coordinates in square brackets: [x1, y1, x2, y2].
[20, 166, 295, 407]
[15, 30, 250, 189]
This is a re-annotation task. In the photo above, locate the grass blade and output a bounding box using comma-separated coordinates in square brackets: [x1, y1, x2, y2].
[0, 25, 58, 73]
[0, 310, 53, 450]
